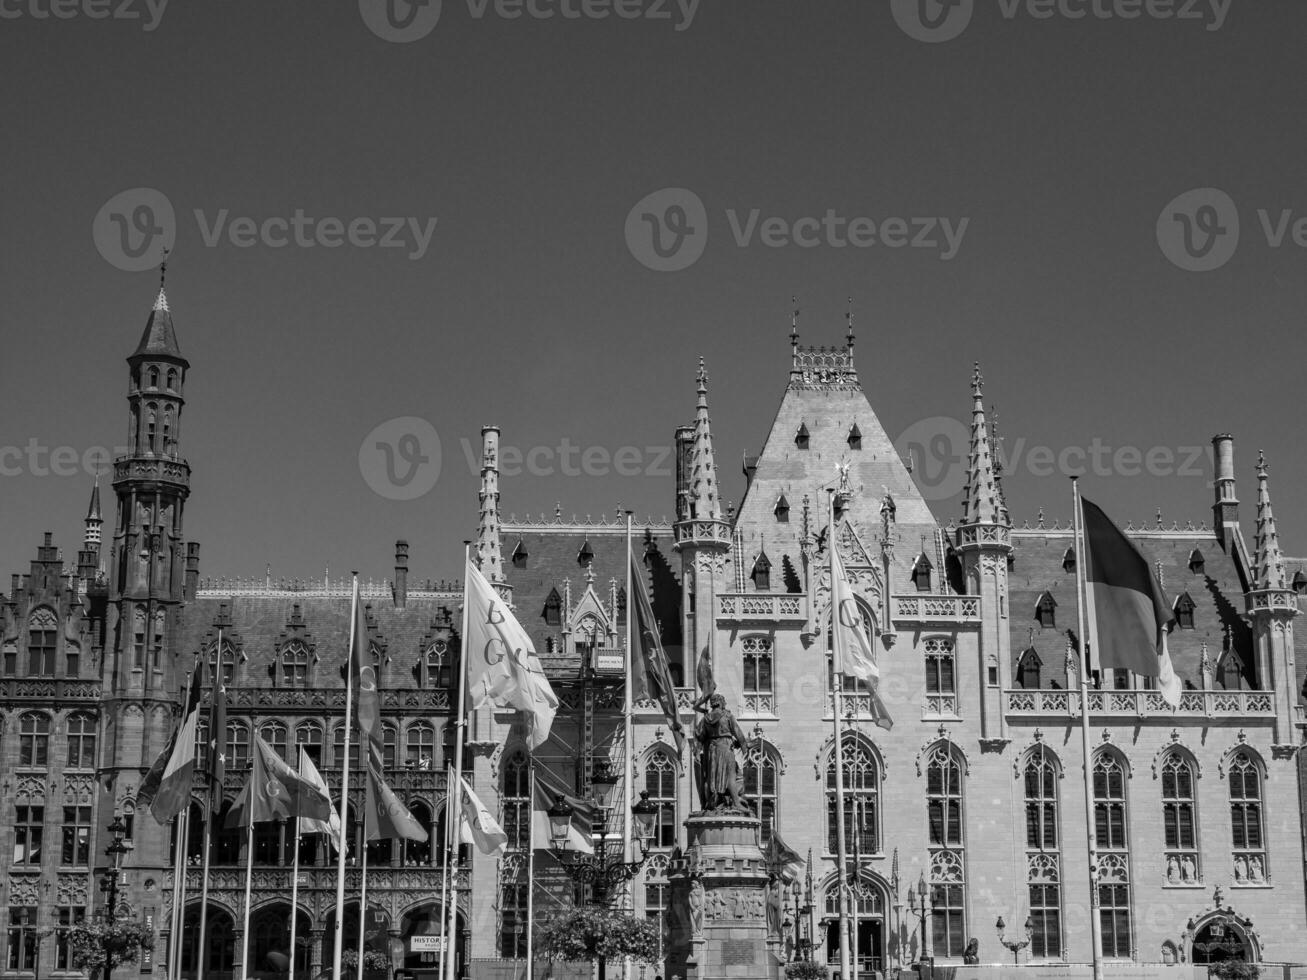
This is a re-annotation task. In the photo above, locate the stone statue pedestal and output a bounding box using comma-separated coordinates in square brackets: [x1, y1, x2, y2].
[667, 811, 783, 980]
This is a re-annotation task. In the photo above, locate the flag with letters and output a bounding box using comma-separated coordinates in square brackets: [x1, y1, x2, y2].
[831, 548, 893, 729]
[364, 762, 428, 842]
[226, 733, 334, 828]
[629, 552, 685, 755]
[459, 777, 508, 856]
[349, 582, 384, 771]
[463, 557, 558, 750]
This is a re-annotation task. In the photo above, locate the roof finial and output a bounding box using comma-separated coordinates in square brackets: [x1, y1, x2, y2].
[154, 247, 170, 312]
[846, 295, 855, 349]
[790, 294, 800, 348]
[971, 361, 983, 399]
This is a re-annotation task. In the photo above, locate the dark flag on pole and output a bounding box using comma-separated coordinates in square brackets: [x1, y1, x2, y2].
[629, 552, 685, 755]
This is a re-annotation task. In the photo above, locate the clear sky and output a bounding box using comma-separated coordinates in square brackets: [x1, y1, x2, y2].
[3, 0, 1305, 585]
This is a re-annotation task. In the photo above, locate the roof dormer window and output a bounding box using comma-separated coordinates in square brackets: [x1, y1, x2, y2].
[1174, 591, 1197, 630]
[795, 422, 809, 450]
[911, 552, 933, 592]
[774, 494, 790, 523]
[847, 423, 862, 450]
[1188, 549, 1205, 576]
[512, 539, 528, 569]
[1035, 591, 1057, 629]
[751, 551, 772, 592]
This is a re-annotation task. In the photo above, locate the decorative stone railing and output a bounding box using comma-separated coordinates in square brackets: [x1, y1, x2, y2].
[221, 687, 451, 711]
[218, 767, 449, 795]
[1005, 689, 1275, 718]
[0, 678, 103, 702]
[717, 593, 806, 622]
[954, 524, 1012, 548]
[673, 519, 732, 545]
[175, 864, 468, 895]
[892, 595, 981, 623]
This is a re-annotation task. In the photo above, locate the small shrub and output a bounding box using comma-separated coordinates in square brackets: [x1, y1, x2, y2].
[784, 959, 828, 980]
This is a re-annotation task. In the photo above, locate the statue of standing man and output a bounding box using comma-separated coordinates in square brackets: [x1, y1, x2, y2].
[693, 692, 753, 812]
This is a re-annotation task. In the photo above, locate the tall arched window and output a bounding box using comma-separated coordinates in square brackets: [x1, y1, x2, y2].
[405, 802, 433, 865]
[926, 745, 963, 847]
[1229, 752, 1266, 884]
[281, 642, 310, 687]
[210, 641, 237, 686]
[406, 724, 436, 768]
[383, 724, 398, 769]
[1024, 749, 1061, 958]
[1093, 751, 1131, 958]
[425, 639, 454, 688]
[260, 722, 288, 762]
[227, 721, 251, 769]
[826, 736, 878, 855]
[645, 752, 679, 850]
[1162, 753, 1200, 884]
[742, 637, 774, 714]
[502, 753, 531, 851]
[296, 723, 324, 766]
[66, 713, 97, 770]
[27, 608, 57, 676]
[20, 713, 50, 768]
[743, 750, 778, 845]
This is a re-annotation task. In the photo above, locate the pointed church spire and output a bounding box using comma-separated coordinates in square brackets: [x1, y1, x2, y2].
[84, 474, 103, 550]
[476, 426, 507, 592]
[960, 363, 1004, 527]
[1253, 450, 1286, 590]
[688, 357, 722, 523]
[133, 252, 187, 364]
[990, 407, 1010, 526]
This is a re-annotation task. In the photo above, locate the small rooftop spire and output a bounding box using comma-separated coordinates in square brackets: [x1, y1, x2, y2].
[1252, 450, 1287, 591]
[846, 295, 854, 349]
[790, 295, 799, 351]
[86, 473, 102, 522]
[154, 247, 170, 312]
[133, 250, 186, 364]
[686, 357, 722, 523]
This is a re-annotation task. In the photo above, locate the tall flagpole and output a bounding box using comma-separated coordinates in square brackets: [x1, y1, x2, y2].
[332, 573, 360, 980]
[1071, 478, 1105, 980]
[828, 489, 852, 980]
[289, 744, 303, 980]
[169, 664, 193, 980]
[445, 545, 473, 980]
[356, 839, 370, 980]
[437, 763, 453, 980]
[241, 817, 255, 979]
[622, 511, 635, 980]
[526, 757, 536, 980]
[197, 627, 221, 980]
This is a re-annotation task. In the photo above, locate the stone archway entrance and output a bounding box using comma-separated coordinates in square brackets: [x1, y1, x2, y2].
[1191, 916, 1255, 964]
[400, 904, 466, 980]
[822, 875, 887, 980]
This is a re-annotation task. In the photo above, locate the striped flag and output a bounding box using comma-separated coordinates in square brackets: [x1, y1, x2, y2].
[532, 765, 595, 855]
[297, 749, 343, 851]
[140, 664, 203, 824]
[629, 552, 685, 755]
[1080, 496, 1181, 706]
[349, 585, 384, 771]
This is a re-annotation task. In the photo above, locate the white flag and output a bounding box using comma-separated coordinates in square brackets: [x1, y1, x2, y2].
[297, 749, 343, 851]
[831, 547, 880, 682]
[459, 777, 508, 856]
[1157, 631, 1182, 709]
[464, 558, 558, 750]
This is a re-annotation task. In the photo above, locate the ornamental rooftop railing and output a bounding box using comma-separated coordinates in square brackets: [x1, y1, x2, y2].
[1005, 688, 1275, 719]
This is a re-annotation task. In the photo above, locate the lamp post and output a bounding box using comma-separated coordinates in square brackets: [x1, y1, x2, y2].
[546, 764, 658, 980]
[905, 872, 932, 980]
[101, 815, 129, 980]
[996, 915, 1033, 965]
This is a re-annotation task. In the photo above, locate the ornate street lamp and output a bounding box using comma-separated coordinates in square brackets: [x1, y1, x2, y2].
[996, 915, 1033, 964]
[102, 815, 129, 980]
[905, 871, 932, 980]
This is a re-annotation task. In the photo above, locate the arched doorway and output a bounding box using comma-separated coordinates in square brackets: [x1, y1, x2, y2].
[1191, 914, 1257, 964]
[249, 903, 313, 978]
[822, 874, 887, 980]
[179, 904, 235, 979]
[401, 903, 466, 980]
[323, 903, 392, 980]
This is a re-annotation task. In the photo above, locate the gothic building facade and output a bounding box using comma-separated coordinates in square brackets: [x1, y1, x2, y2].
[1, 284, 1305, 980]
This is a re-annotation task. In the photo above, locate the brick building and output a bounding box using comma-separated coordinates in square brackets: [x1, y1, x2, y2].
[1, 285, 1305, 979]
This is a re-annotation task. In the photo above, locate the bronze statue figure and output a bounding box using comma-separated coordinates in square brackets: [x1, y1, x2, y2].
[693, 692, 753, 812]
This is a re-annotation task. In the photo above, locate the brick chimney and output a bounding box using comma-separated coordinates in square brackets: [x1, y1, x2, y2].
[394, 540, 409, 608]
